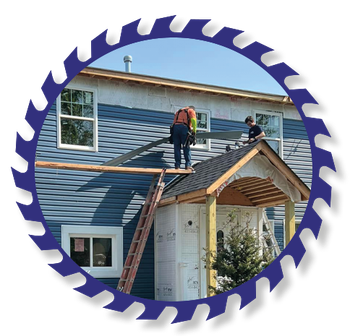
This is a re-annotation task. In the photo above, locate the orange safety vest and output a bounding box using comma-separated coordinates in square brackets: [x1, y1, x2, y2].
[173, 108, 191, 127]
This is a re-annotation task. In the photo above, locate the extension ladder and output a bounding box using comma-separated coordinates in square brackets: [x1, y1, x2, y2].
[117, 168, 167, 294]
[262, 210, 281, 257]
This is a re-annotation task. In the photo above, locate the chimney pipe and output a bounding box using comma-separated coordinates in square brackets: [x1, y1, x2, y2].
[123, 55, 132, 72]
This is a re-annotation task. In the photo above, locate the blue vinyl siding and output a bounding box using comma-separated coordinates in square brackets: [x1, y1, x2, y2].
[35, 101, 311, 297]
[267, 118, 312, 251]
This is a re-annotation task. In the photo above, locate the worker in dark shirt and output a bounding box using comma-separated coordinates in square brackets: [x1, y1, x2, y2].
[243, 116, 265, 144]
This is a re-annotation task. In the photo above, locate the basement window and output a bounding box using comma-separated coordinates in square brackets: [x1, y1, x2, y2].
[57, 86, 98, 151]
[61, 225, 123, 278]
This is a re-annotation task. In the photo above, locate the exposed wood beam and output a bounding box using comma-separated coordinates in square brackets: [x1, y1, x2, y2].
[249, 190, 284, 200]
[254, 196, 290, 208]
[243, 185, 277, 197]
[253, 194, 289, 205]
[234, 180, 272, 192]
[35, 161, 192, 175]
[236, 185, 273, 195]
[230, 177, 261, 188]
[206, 195, 216, 297]
[258, 141, 310, 200]
[285, 200, 296, 245]
[207, 147, 260, 195]
[177, 189, 207, 203]
[180, 196, 206, 204]
[159, 196, 177, 207]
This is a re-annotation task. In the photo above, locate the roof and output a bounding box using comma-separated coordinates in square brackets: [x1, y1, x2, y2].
[78, 67, 294, 105]
[161, 140, 310, 208]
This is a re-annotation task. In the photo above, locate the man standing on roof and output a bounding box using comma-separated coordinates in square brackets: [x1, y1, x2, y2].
[243, 116, 265, 144]
[171, 106, 197, 170]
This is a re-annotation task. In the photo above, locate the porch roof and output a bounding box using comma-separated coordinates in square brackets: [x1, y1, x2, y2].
[160, 140, 310, 208]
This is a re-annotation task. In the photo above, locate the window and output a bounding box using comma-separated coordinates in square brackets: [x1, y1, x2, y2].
[194, 111, 210, 150]
[57, 86, 98, 151]
[61, 225, 123, 278]
[254, 111, 283, 157]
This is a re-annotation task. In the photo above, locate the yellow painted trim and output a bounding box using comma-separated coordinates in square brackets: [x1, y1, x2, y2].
[206, 195, 217, 297]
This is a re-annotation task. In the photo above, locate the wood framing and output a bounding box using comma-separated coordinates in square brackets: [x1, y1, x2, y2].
[159, 140, 310, 209]
[206, 147, 260, 195]
[206, 195, 217, 297]
[35, 161, 192, 175]
[216, 187, 253, 206]
[258, 141, 310, 200]
[285, 200, 296, 245]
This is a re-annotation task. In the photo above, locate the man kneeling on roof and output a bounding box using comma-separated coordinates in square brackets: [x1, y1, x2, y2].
[171, 106, 197, 170]
[243, 115, 265, 144]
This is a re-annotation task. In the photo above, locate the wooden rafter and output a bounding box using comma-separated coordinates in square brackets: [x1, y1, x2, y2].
[35, 161, 192, 175]
[258, 141, 310, 200]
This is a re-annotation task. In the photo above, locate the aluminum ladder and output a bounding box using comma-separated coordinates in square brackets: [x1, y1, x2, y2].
[262, 210, 281, 257]
[117, 168, 166, 294]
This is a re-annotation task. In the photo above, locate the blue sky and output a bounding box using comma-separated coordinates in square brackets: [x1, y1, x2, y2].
[91, 38, 286, 96]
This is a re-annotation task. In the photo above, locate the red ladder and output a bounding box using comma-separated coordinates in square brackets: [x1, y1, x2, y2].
[117, 168, 166, 294]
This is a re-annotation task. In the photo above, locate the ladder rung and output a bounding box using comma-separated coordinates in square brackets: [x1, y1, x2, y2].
[117, 169, 166, 294]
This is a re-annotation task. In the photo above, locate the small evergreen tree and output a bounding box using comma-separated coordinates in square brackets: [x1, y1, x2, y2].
[207, 210, 274, 295]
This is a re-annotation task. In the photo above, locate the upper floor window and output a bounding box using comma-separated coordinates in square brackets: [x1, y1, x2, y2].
[194, 111, 210, 150]
[254, 111, 283, 157]
[57, 87, 98, 151]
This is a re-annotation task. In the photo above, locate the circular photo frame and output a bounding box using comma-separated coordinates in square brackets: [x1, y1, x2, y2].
[13, 16, 335, 323]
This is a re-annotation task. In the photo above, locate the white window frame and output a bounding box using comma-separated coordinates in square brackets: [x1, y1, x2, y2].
[193, 110, 211, 150]
[61, 225, 123, 278]
[171, 105, 211, 151]
[253, 110, 283, 158]
[56, 85, 98, 152]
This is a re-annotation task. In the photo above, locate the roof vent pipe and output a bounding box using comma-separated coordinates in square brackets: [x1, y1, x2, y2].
[123, 55, 132, 72]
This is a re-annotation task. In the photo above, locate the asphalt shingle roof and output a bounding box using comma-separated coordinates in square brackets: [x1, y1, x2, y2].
[162, 141, 261, 199]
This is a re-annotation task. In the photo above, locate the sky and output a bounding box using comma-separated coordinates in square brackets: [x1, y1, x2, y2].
[90, 37, 287, 96]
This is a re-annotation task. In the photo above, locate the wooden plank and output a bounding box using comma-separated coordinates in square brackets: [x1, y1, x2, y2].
[177, 188, 207, 203]
[230, 177, 261, 188]
[216, 187, 254, 206]
[159, 196, 177, 207]
[253, 194, 289, 205]
[234, 179, 273, 192]
[206, 195, 217, 297]
[243, 185, 277, 197]
[254, 196, 290, 208]
[258, 141, 310, 200]
[285, 200, 296, 245]
[35, 161, 192, 175]
[231, 176, 260, 185]
[180, 196, 206, 204]
[207, 147, 260, 195]
[249, 190, 284, 200]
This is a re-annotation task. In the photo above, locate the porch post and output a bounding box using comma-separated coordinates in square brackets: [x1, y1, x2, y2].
[285, 200, 295, 246]
[206, 195, 217, 297]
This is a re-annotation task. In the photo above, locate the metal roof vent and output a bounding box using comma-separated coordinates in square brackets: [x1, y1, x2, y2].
[123, 55, 132, 72]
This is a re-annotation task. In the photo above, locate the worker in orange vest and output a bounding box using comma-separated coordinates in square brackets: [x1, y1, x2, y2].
[171, 106, 197, 170]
